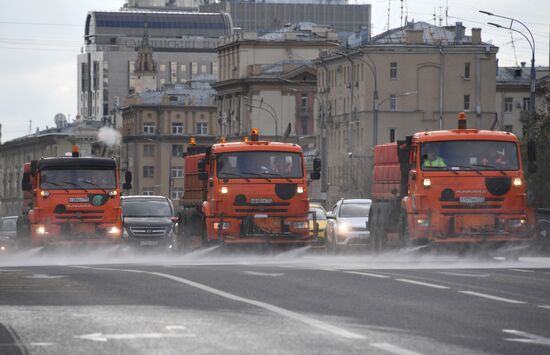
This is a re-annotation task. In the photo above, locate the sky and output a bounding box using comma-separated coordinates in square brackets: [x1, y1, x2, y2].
[0, 0, 548, 142]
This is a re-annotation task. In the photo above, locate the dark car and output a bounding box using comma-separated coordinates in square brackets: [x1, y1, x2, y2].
[0, 216, 18, 252]
[121, 196, 178, 249]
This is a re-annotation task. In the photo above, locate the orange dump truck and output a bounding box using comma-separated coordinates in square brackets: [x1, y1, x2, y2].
[369, 115, 536, 252]
[179, 131, 321, 248]
[18, 147, 131, 246]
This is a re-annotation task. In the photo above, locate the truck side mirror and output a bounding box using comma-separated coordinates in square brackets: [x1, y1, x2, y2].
[310, 171, 320, 180]
[198, 172, 208, 181]
[313, 158, 321, 172]
[21, 173, 32, 191]
[198, 159, 206, 172]
[123, 171, 132, 190]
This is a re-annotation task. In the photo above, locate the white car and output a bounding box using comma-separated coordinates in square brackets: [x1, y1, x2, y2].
[326, 199, 371, 252]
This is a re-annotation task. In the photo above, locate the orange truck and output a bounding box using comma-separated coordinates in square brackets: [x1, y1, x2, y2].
[369, 114, 536, 253]
[18, 146, 131, 246]
[178, 130, 321, 248]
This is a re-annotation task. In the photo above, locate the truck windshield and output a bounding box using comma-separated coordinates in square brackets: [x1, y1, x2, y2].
[1, 219, 17, 232]
[40, 168, 116, 190]
[420, 140, 519, 171]
[217, 151, 304, 179]
[122, 199, 172, 217]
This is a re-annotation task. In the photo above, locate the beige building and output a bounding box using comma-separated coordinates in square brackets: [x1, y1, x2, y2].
[0, 120, 106, 216]
[214, 24, 339, 139]
[495, 64, 548, 138]
[318, 21, 499, 206]
[121, 75, 218, 202]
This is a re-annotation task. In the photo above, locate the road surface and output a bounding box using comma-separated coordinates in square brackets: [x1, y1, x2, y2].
[0, 247, 549, 354]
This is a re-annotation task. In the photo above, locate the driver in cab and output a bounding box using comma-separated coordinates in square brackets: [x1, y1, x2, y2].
[422, 145, 447, 168]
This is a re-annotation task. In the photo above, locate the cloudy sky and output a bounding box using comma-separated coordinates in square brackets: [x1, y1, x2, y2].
[0, 0, 548, 142]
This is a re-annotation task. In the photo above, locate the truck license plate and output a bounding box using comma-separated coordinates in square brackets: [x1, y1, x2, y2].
[459, 196, 485, 204]
[140, 240, 159, 246]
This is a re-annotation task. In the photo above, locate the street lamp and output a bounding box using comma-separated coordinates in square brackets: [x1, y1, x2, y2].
[480, 10, 537, 171]
[242, 96, 279, 138]
[144, 136, 173, 200]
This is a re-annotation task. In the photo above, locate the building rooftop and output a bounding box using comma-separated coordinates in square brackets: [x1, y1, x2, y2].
[1, 119, 104, 146]
[496, 65, 548, 87]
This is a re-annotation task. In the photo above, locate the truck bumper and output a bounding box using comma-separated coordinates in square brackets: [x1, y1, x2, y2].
[222, 234, 316, 246]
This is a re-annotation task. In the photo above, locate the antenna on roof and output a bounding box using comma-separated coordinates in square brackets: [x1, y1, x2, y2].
[400, 0, 403, 27]
[386, 0, 391, 31]
[445, 0, 449, 26]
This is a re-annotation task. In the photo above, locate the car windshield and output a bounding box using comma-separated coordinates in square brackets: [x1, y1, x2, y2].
[420, 140, 519, 171]
[1, 219, 17, 232]
[339, 203, 371, 218]
[122, 199, 172, 217]
[309, 207, 327, 220]
[217, 151, 303, 179]
[40, 168, 117, 189]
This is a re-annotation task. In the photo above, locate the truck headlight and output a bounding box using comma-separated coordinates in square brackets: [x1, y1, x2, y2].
[513, 178, 522, 187]
[297, 186, 304, 194]
[107, 226, 120, 235]
[417, 218, 429, 227]
[221, 186, 229, 194]
[37, 226, 46, 235]
[508, 219, 526, 228]
[423, 178, 431, 188]
[40, 190, 50, 197]
[109, 190, 118, 196]
[213, 222, 230, 230]
[293, 221, 308, 229]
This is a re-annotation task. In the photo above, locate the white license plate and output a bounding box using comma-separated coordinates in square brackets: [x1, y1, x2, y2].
[459, 196, 485, 204]
[140, 240, 159, 246]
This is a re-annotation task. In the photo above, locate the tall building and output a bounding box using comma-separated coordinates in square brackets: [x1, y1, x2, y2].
[318, 21, 498, 206]
[77, 9, 232, 125]
[121, 75, 218, 201]
[495, 64, 548, 138]
[199, 1, 370, 33]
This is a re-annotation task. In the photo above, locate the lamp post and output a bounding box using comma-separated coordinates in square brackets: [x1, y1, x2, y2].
[144, 136, 173, 200]
[480, 10, 536, 171]
[242, 96, 278, 138]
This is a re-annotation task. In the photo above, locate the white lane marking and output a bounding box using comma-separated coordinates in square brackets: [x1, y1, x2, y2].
[29, 342, 56, 347]
[76, 325, 193, 342]
[538, 305, 550, 310]
[508, 269, 534, 273]
[242, 271, 284, 277]
[74, 266, 365, 340]
[0, 269, 24, 272]
[395, 278, 450, 289]
[459, 291, 526, 304]
[344, 271, 390, 278]
[25, 274, 66, 279]
[370, 342, 423, 355]
[437, 271, 490, 278]
[503, 329, 550, 347]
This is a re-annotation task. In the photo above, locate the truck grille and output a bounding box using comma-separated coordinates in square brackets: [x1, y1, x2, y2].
[129, 226, 167, 237]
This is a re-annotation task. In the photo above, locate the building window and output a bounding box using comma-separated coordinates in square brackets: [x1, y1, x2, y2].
[172, 144, 184, 157]
[143, 144, 155, 157]
[172, 122, 184, 135]
[171, 188, 184, 200]
[143, 123, 155, 135]
[196, 122, 208, 135]
[212, 62, 218, 75]
[522, 97, 530, 111]
[389, 128, 396, 143]
[504, 125, 513, 132]
[201, 64, 207, 73]
[180, 64, 187, 72]
[389, 95, 397, 111]
[504, 97, 513, 112]
[171, 167, 183, 178]
[191, 62, 198, 75]
[300, 94, 308, 114]
[143, 189, 155, 196]
[464, 62, 471, 79]
[464, 95, 470, 111]
[390, 62, 397, 79]
[159, 64, 166, 72]
[143, 166, 154, 178]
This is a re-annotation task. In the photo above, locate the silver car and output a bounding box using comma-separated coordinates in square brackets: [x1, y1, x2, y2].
[326, 199, 371, 252]
[0, 216, 18, 252]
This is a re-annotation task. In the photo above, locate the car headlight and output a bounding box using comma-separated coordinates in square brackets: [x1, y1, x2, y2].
[337, 223, 350, 233]
[293, 221, 308, 229]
